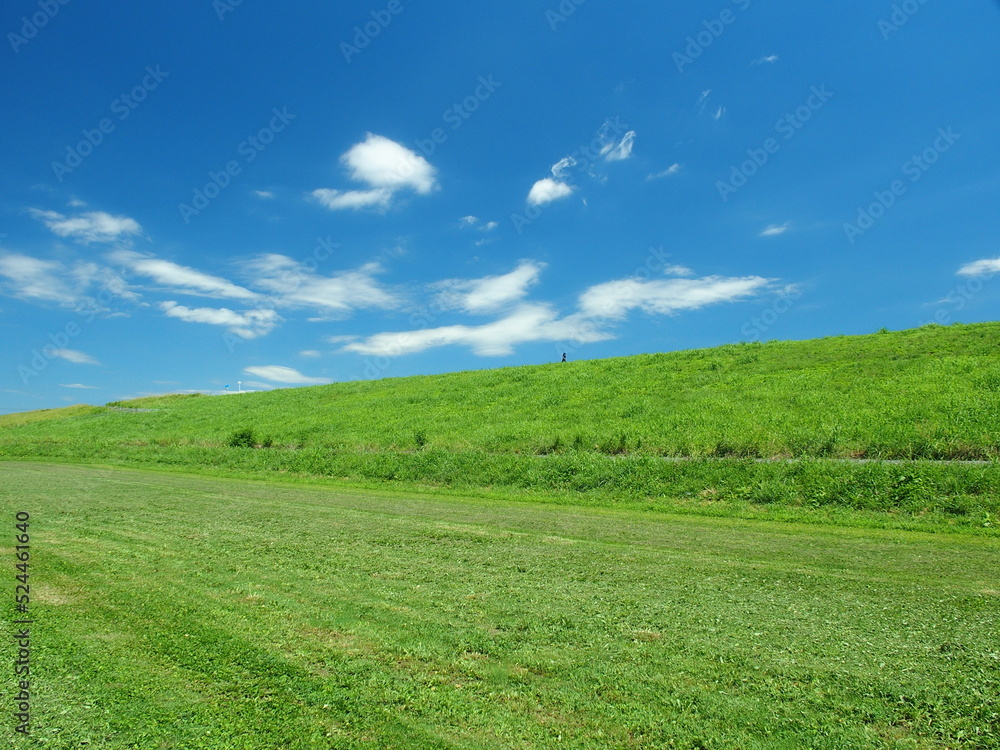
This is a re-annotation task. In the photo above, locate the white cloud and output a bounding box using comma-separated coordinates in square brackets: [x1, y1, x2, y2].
[760, 223, 790, 237]
[754, 55, 779, 64]
[343, 303, 612, 358]
[29, 209, 141, 245]
[326, 334, 359, 345]
[551, 156, 577, 180]
[433, 261, 545, 315]
[111, 250, 258, 301]
[253, 190, 275, 199]
[528, 178, 574, 206]
[578, 275, 774, 320]
[50, 349, 100, 365]
[647, 164, 681, 180]
[60, 383, 98, 389]
[314, 134, 438, 212]
[299, 350, 322, 358]
[239, 381, 276, 391]
[0, 253, 79, 306]
[526, 123, 634, 207]
[159, 301, 280, 339]
[664, 265, 696, 277]
[243, 366, 331, 385]
[460, 216, 499, 231]
[338, 261, 783, 360]
[343, 134, 437, 194]
[526, 153, 582, 206]
[311, 187, 392, 211]
[957, 258, 1000, 276]
[244, 254, 399, 317]
[601, 131, 636, 162]
[713, 107, 726, 121]
[0, 252, 137, 312]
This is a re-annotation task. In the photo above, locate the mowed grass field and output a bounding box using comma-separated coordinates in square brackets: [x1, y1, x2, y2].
[3, 463, 998, 749]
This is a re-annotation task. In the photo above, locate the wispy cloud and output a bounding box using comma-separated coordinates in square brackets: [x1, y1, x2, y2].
[343, 303, 611, 358]
[325, 334, 359, 345]
[0, 253, 79, 306]
[760, 223, 790, 237]
[111, 250, 258, 301]
[244, 254, 400, 317]
[29, 209, 141, 245]
[243, 365, 331, 385]
[578, 275, 775, 320]
[342, 262, 779, 359]
[312, 188, 392, 211]
[0, 252, 135, 311]
[312, 133, 438, 212]
[600, 130, 636, 162]
[60, 383, 98, 389]
[526, 121, 636, 206]
[159, 301, 280, 339]
[957, 258, 1000, 276]
[663, 265, 695, 277]
[647, 164, 681, 181]
[753, 55, 779, 65]
[50, 349, 100, 365]
[460, 216, 499, 231]
[433, 261, 545, 315]
[253, 190, 275, 199]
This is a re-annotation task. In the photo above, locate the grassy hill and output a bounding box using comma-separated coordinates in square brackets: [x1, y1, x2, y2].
[3, 323, 1000, 530]
[5, 322, 1000, 459]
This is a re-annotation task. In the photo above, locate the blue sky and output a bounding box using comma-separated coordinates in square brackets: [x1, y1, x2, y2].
[2, 1, 999, 412]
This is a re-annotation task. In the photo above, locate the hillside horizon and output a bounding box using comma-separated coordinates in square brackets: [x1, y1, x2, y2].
[4, 321, 999, 462]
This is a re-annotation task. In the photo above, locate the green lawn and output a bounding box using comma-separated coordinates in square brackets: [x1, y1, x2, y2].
[3, 323, 1000, 531]
[3, 462, 997, 748]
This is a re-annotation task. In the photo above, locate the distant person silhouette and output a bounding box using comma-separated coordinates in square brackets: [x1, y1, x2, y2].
[561, 353, 567, 362]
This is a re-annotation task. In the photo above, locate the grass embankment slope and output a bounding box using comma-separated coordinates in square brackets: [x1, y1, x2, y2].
[2, 463, 997, 748]
[3, 323, 1000, 529]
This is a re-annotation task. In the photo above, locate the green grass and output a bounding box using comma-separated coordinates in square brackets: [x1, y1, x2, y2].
[4, 323, 1000, 461]
[2, 323, 1000, 529]
[3, 463, 998, 748]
